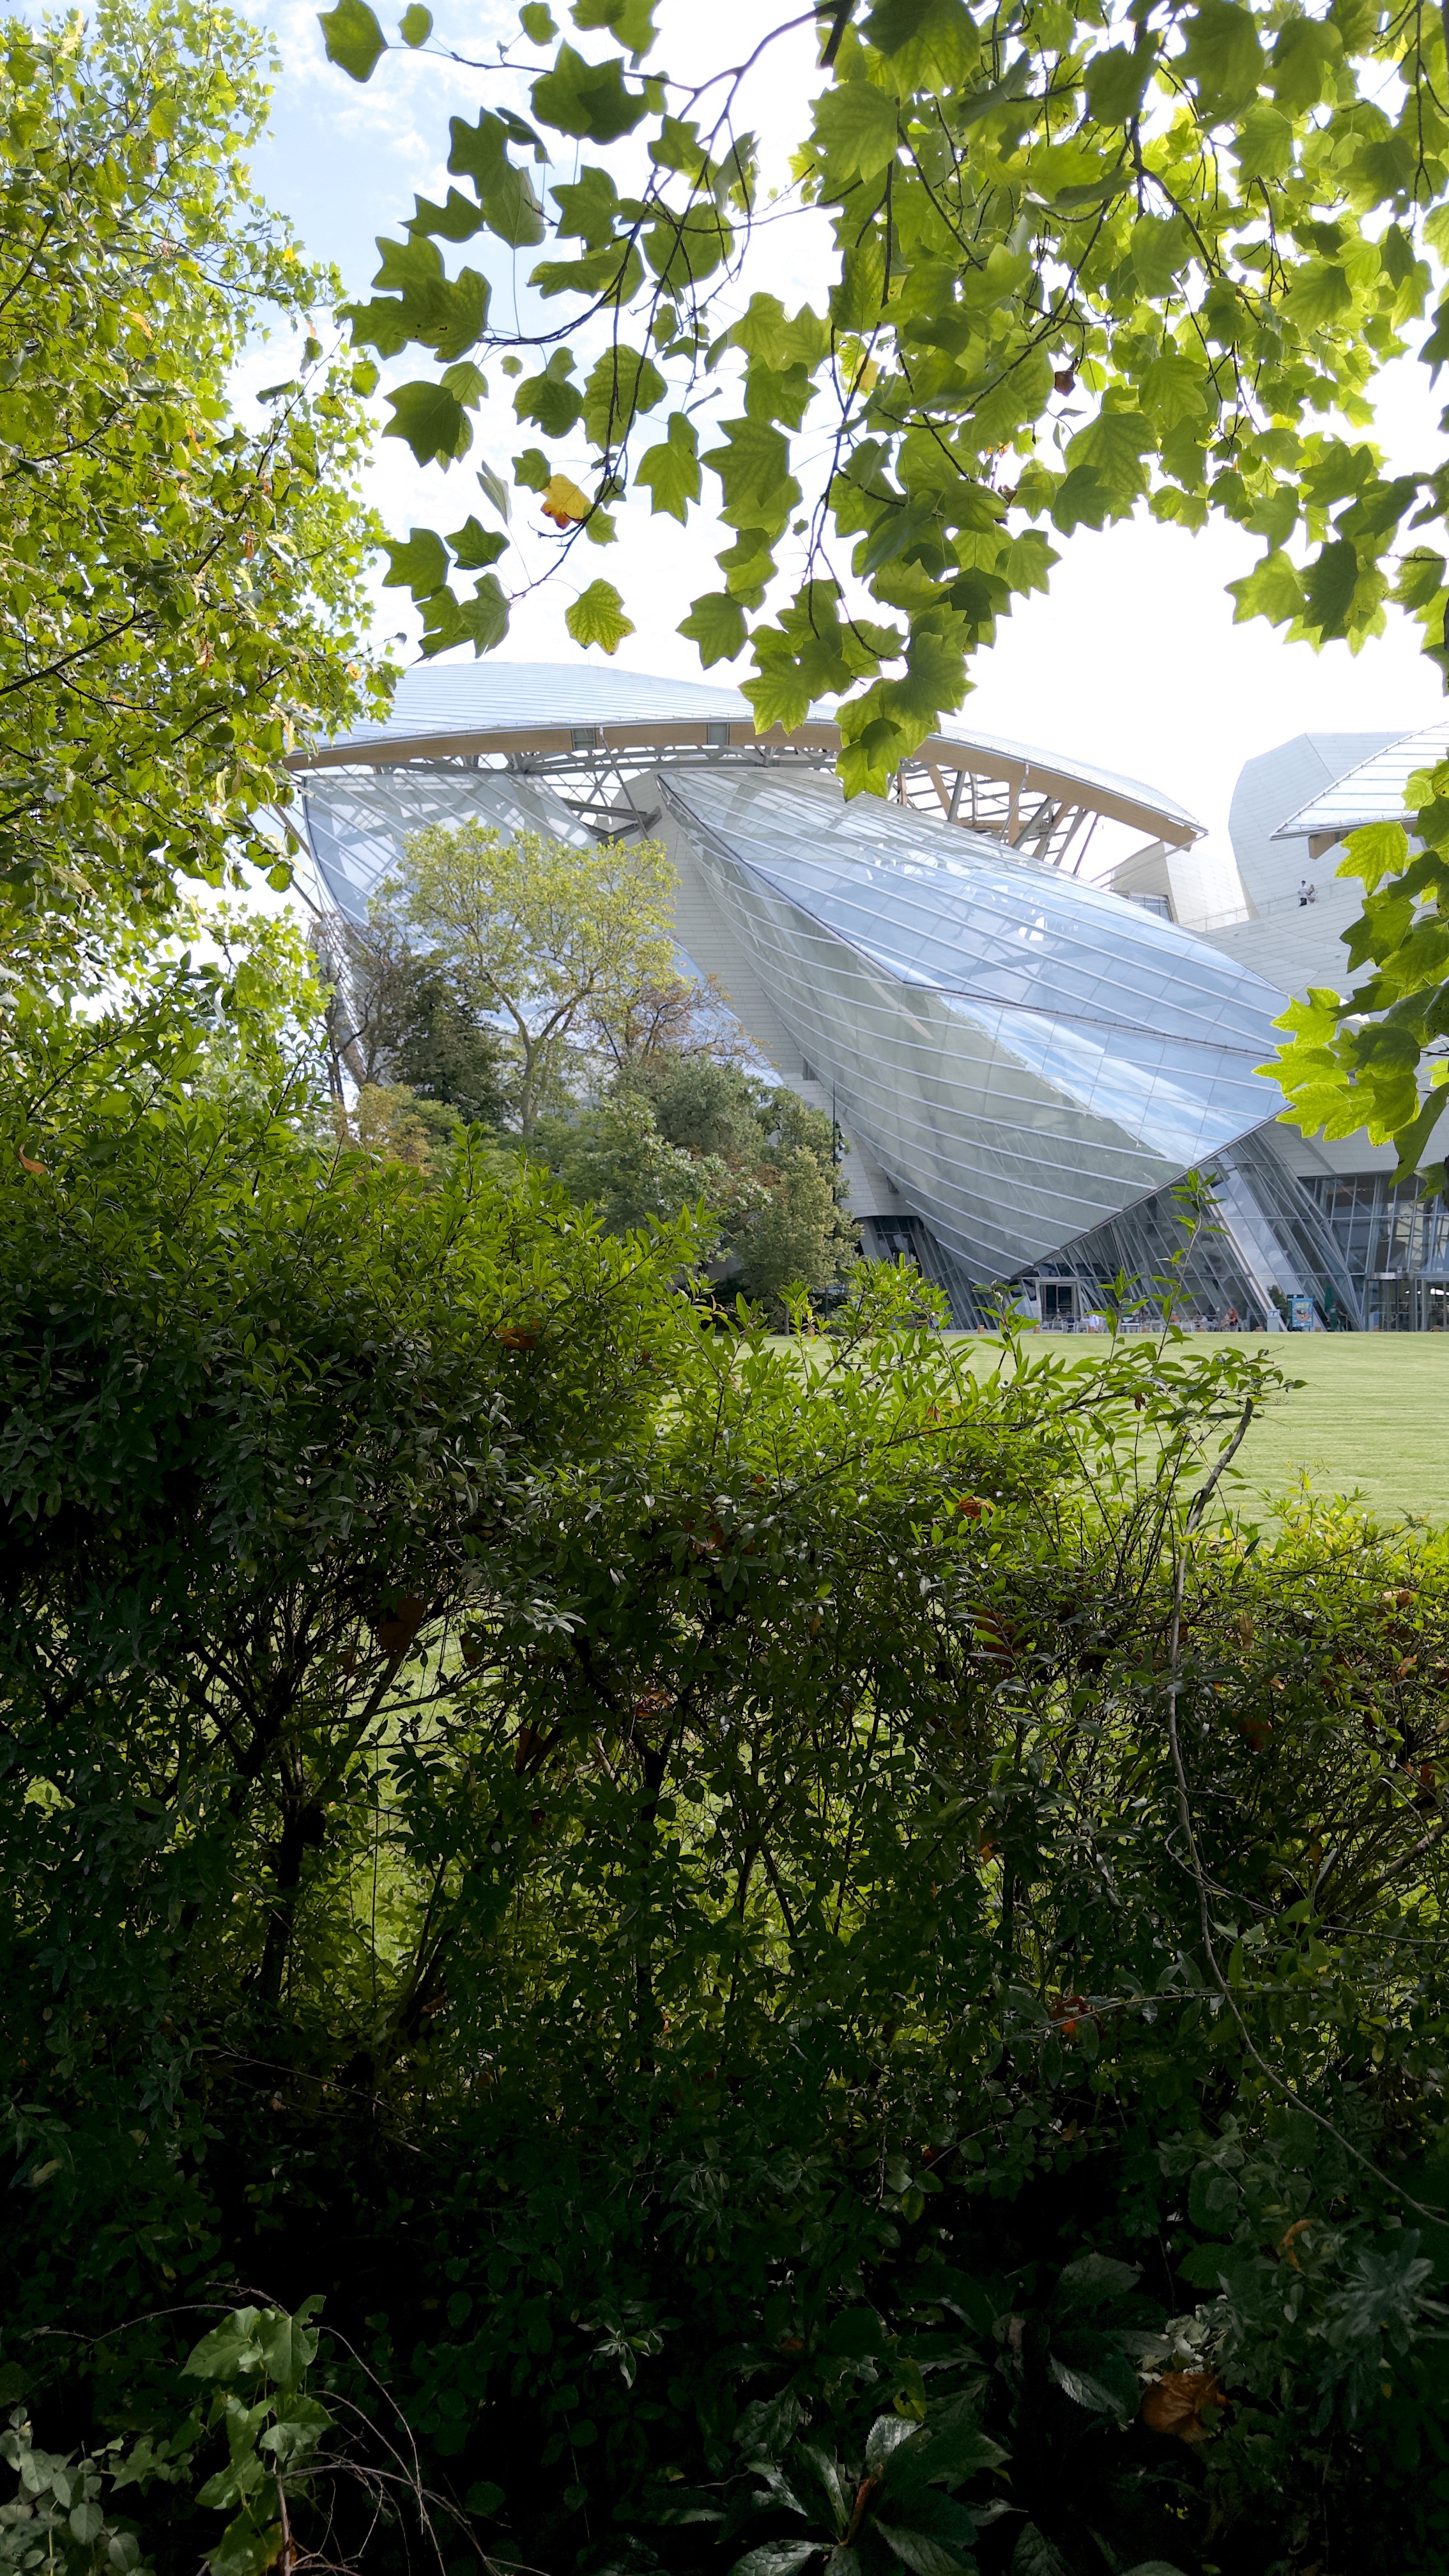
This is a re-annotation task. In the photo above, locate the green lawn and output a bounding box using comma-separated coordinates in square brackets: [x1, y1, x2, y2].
[1048, 1332, 1449, 1524]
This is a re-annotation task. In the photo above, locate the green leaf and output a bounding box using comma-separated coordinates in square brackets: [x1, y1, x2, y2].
[567, 578, 635, 653]
[703, 417, 801, 537]
[1063, 407, 1156, 510]
[861, 0, 979, 88]
[644, 204, 732, 293]
[340, 297, 413, 359]
[551, 164, 624, 248]
[398, 4, 431, 42]
[1010, 2534, 1069, 2576]
[730, 293, 830, 371]
[1343, 820, 1410, 889]
[1268, 14, 1341, 111]
[184, 2310, 264, 2381]
[1302, 537, 1361, 638]
[408, 188, 484, 243]
[1084, 38, 1158, 124]
[581, 344, 666, 447]
[446, 112, 547, 247]
[866, 2415, 918, 2472]
[1234, 102, 1294, 181]
[69, 2503, 104, 2545]
[316, 0, 384, 79]
[255, 2303, 323, 2390]
[417, 573, 510, 657]
[728, 2550, 822, 2576]
[635, 413, 701, 523]
[532, 43, 649, 144]
[373, 231, 444, 295]
[260, 2393, 332, 2467]
[1179, 0, 1266, 120]
[572, 0, 659, 63]
[317, 0, 385, 80]
[446, 516, 508, 569]
[1138, 352, 1209, 431]
[381, 528, 450, 599]
[356, 238, 490, 358]
[873, 2529, 968, 2576]
[813, 77, 899, 185]
[530, 242, 645, 302]
[442, 360, 487, 408]
[515, 358, 585, 435]
[208, 2513, 284, 2576]
[1057, 2251, 1140, 2305]
[461, 572, 511, 650]
[1287, 260, 1354, 330]
[513, 447, 552, 491]
[1048, 2354, 1132, 2416]
[198, 2455, 268, 2511]
[1130, 213, 1192, 296]
[1227, 546, 1304, 628]
[477, 460, 512, 521]
[678, 591, 747, 665]
[383, 381, 473, 466]
[520, 1, 556, 33]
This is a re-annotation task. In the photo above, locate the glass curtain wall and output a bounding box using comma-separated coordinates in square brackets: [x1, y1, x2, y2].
[1300, 1173, 1449, 1328]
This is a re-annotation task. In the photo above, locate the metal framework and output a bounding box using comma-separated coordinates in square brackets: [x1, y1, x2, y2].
[290, 680, 1204, 881]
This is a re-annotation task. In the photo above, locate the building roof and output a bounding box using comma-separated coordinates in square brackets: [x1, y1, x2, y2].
[1271, 719, 1449, 841]
[296, 660, 1204, 848]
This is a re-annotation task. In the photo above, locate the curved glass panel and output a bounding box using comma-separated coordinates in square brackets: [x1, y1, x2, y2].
[663, 768, 1287, 1276]
[299, 766, 588, 924]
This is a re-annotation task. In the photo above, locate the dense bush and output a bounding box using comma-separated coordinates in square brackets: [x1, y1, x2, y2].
[5, 1035, 1449, 2576]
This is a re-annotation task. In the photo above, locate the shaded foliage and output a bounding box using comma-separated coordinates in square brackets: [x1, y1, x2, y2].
[6, 1013, 1449, 2573]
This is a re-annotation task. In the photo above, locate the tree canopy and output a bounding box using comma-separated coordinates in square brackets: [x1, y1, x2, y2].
[382, 819, 678, 1135]
[1, 0, 384, 990]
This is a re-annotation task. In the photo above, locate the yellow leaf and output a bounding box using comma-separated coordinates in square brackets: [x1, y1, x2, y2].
[542, 473, 590, 527]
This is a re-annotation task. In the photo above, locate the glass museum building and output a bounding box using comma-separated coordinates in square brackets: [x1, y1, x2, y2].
[290, 662, 1443, 1330]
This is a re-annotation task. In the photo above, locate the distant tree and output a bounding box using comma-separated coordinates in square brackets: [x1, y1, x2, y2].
[383, 959, 514, 1127]
[586, 965, 751, 1072]
[548, 1089, 754, 1239]
[309, 909, 514, 1128]
[383, 825, 676, 1138]
[309, 908, 409, 1094]
[332, 1081, 466, 1173]
[734, 1146, 852, 1310]
[546, 1054, 858, 1309]
[631, 1056, 769, 1165]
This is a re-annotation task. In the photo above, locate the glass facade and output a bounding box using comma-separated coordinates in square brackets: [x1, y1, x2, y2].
[661, 767, 1287, 1280]
[1297, 1174, 1449, 1328]
[300, 766, 588, 925]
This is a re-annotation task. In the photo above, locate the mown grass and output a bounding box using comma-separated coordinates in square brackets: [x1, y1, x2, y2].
[988, 1330, 1449, 1525]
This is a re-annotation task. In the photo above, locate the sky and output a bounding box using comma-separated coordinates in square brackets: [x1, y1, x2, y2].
[237, 0, 1449, 875]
